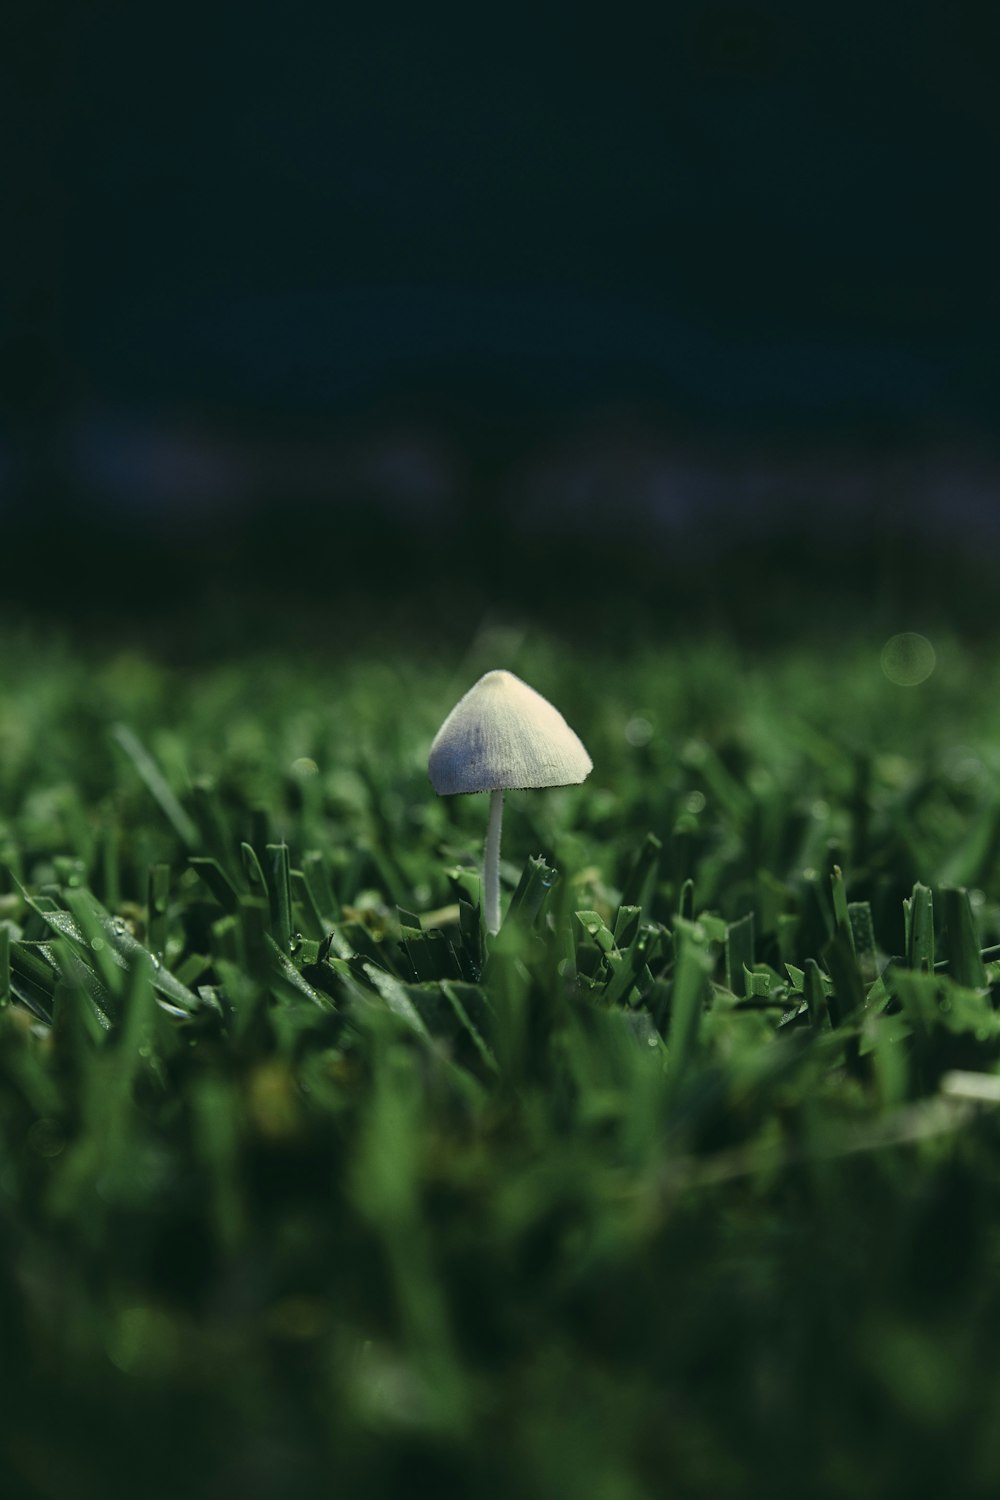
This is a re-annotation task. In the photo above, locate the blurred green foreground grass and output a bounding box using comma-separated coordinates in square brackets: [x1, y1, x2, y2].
[4, 623, 1000, 1499]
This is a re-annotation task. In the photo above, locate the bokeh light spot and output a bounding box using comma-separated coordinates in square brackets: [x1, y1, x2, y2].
[624, 715, 654, 747]
[880, 633, 936, 687]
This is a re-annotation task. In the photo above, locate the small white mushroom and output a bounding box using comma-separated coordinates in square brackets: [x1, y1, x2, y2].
[428, 669, 592, 934]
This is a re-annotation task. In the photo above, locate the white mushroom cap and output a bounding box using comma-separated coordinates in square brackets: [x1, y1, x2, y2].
[428, 669, 593, 795]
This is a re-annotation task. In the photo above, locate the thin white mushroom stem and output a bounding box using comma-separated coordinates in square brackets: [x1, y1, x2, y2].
[428, 671, 592, 935]
[484, 787, 505, 935]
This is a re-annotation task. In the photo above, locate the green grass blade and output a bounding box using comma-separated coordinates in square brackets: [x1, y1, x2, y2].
[503, 856, 558, 930]
[266, 843, 293, 952]
[110, 723, 198, 846]
[620, 832, 662, 916]
[725, 912, 755, 994]
[666, 928, 713, 1089]
[0, 923, 9, 1008]
[823, 929, 865, 1026]
[906, 883, 935, 972]
[190, 857, 241, 913]
[941, 886, 987, 989]
[147, 863, 171, 958]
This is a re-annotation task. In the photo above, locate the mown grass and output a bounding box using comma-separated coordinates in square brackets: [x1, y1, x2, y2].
[3, 622, 1000, 1499]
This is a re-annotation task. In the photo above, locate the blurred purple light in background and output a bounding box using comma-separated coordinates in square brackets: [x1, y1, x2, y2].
[68, 413, 460, 519]
[65, 414, 1000, 563]
[507, 434, 1000, 553]
[71, 418, 251, 511]
[0, 409, 987, 558]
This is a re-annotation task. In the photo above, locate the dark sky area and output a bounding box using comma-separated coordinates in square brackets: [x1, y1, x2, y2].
[4, 1, 1000, 623]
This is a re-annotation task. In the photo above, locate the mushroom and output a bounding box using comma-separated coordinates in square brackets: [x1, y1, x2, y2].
[428, 669, 593, 934]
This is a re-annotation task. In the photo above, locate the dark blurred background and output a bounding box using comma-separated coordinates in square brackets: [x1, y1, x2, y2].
[4, 1, 1000, 640]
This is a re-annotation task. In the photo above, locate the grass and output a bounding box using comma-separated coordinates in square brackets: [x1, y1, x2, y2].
[4, 620, 1000, 1498]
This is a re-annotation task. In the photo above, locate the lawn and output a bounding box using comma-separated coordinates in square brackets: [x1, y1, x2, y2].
[3, 620, 1000, 1499]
